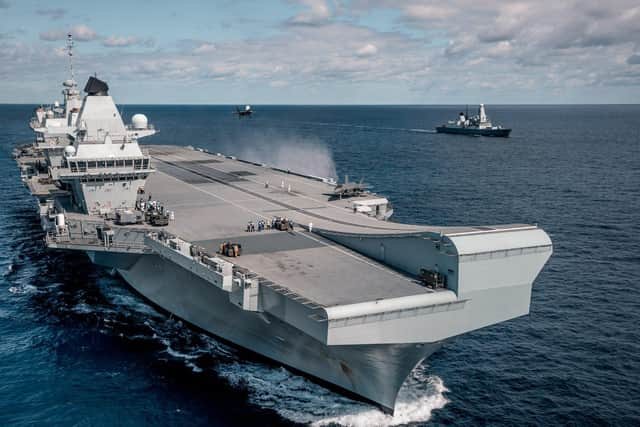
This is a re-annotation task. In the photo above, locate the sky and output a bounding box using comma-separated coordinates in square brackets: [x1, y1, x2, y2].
[0, 0, 639, 104]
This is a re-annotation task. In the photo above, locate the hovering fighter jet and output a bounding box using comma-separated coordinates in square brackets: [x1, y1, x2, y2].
[234, 105, 253, 118]
[332, 175, 369, 199]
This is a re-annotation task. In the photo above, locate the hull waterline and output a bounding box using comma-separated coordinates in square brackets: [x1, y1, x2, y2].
[435, 126, 512, 137]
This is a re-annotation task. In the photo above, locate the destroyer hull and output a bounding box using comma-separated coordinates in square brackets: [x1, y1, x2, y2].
[93, 251, 441, 413]
[436, 126, 511, 137]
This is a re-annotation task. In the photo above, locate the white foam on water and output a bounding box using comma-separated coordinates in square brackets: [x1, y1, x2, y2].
[311, 372, 449, 427]
[194, 332, 236, 359]
[214, 358, 449, 426]
[409, 128, 436, 134]
[186, 361, 203, 373]
[105, 291, 163, 318]
[8, 284, 39, 295]
[163, 344, 200, 360]
[2, 263, 13, 276]
[73, 302, 94, 314]
[285, 120, 435, 135]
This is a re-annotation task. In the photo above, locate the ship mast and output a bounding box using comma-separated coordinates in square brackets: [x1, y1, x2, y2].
[67, 33, 75, 83]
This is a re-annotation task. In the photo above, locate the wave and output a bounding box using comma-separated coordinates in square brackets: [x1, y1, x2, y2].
[312, 372, 449, 427]
[274, 119, 437, 135]
[215, 356, 448, 426]
[101, 285, 163, 319]
[73, 302, 95, 314]
[2, 263, 13, 277]
[8, 284, 40, 295]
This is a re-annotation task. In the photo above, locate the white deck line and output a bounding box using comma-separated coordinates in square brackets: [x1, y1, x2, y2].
[158, 167, 269, 219]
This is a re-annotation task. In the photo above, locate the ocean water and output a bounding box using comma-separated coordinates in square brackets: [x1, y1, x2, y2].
[1, 104, 639, 426]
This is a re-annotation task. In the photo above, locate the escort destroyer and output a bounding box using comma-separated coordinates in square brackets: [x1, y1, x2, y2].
[436, 104, 512, 137]
[13, 43, 551, 414]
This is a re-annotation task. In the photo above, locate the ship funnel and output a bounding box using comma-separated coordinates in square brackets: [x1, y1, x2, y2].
[84, 76, 109, 96]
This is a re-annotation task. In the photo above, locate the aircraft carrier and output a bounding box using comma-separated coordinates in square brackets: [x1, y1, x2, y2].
[13, 37, 552, 414]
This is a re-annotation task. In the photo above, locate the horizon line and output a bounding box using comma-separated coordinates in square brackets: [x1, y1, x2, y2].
[1, 102, 639, 106]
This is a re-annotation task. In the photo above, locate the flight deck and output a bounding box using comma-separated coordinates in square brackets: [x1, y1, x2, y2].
[139, 145, 541, 307]
[145, 145, 437, 306]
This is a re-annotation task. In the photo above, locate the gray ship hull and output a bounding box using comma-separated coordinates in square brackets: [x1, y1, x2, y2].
[436, 125, 511, 137]
[99, 251, 441, 413]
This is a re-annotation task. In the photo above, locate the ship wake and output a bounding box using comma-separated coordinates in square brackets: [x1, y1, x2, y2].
[217, 359, 449, 427]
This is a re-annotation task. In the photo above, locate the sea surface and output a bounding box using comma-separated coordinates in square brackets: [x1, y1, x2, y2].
[1, 104, 639, 426]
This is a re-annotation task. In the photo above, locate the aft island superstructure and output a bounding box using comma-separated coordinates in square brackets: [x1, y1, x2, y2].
[14, 69, 552, 413]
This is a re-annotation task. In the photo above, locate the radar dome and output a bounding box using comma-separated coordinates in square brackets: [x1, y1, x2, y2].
[245, 105, 251, 111]
[64, 145, 76, 157]
[131, 114, 148, 130]
[63, 79, 76, 88]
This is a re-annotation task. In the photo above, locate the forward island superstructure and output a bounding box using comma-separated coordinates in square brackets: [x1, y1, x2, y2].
[14, 70, 552, 413]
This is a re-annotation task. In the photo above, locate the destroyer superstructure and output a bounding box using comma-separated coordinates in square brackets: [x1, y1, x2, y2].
[14, 76, 551, 414]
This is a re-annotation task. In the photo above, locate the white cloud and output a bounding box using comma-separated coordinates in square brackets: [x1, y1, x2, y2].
[287, 0, 332, 25]
[40, 24, 98, 42]
[4, 0, 640, 103]
[356, 43, 377, 57]
[103, 35, 154, 48]
[403, 4, 455, 21]
[487, 40, 513, 58]
[193, 42, 216, 54]
[120, 58, 199, 79]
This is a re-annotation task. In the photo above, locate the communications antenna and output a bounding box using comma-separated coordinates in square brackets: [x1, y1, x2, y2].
[67, 33, 75, 82]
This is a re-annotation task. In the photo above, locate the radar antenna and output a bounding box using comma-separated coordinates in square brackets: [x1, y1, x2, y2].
[67, 34, 75, 82]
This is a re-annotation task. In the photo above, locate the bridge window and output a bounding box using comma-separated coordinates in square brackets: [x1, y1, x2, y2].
[116, 160, 124, 167]
[125, 160, 133, 167]
[106, 160, 114, 167]
[87, 161, 96, 169]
